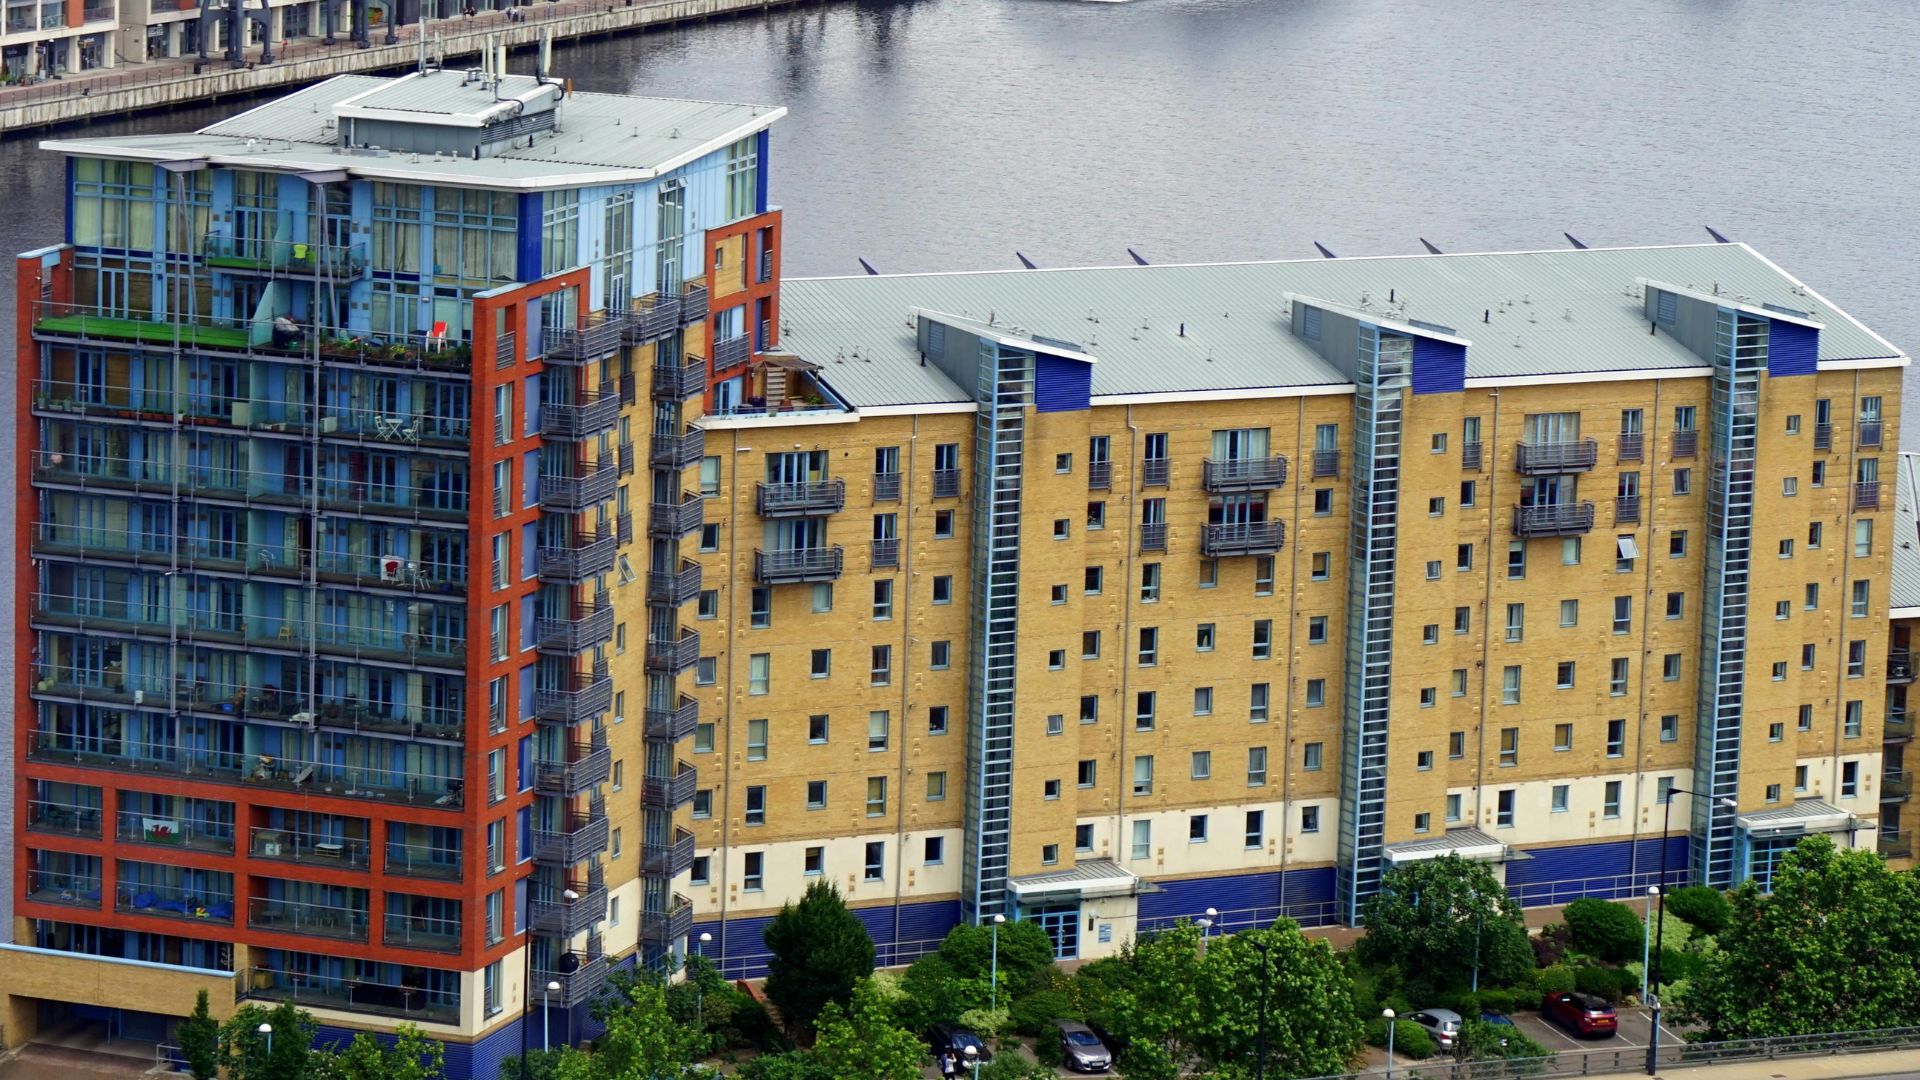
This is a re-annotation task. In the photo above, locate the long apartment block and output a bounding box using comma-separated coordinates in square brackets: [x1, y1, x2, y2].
[6, 68, 1912, 1077]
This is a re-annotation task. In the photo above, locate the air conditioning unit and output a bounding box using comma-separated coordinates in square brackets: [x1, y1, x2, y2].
[379, 557, 404, 581]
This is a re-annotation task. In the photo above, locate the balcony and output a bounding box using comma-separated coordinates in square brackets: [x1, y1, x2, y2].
[26, 799, 101, 839]
[1879, 829, 1913, 860]
[247, 896, 369, 942]
[713, 334, 751, 371]
[647, 560, 703, 606]
[933, 468, 962, 499]
[1311, 449, 1339, 479]
[1617, 432, 1644, 462]
[1088, 461, 1112, 491]
[755, 546, 846, 584]
[496, 331, 518, 369]
[619, 373, 637, 406]
[757, 478, 846, 518]
[532, 805, 611, 866]
[1202, 456, 1289, 492]
[536, 595, 615, 654]
[544, 314, 630, 365]
[1883, 769, 1911, 803]
[617, 512, 634, 545]
[1672, 430, 1698, 459]
[537, 532, 617, 581]
[201, 234, 368, 279]
[646, 629, 701, 674]
[619, 442, 637, 477]
[384, 910, 463, 954]
[384, 839, 464, 882]
[640, 895, 695, 945]
[26, 731, 464, 807]
[1513, 501, 1596, 537]
[248, 827, 367, 870]
[624, 294, 685, 343]
[541, 394, 620, 440]
[538, 466, 618, 511]
[534, 733, 613, 795]
[642, 828, 697, 876]
[1515, 439, 1598, 475]
[528, 883, 609, 935]
[1889, 649, 1914, 685]
[651, 359, 706, 400]
[1855, 481, 1882, 511]
[683, 284, 710, 325]
[648, 493, 705, 538]
[759, 247, 775, 283]
[534, 947, 609, 1008]
[1814, 422, 1833, 451]
[1461, 441, 1483, 471]
[1614, 495, 1641, 525]
[1141, 459, 1170, 487]
[874, 472, 902, 501]
[1886, 710, 1913, 743]
[645, 694, 699, 742]
[246, 967, 457, 1025]
[533, 670, 614, 726]
[1859, 421, 1884, 449]
[871, 538, 900, 569]
[642, 762, 698, 810]
[651, 428, 706, 469]
[1201, 521, 1286, 557]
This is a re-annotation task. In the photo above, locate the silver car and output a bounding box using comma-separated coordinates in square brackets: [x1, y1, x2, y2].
[1406, 1008, 1463, 1052]
[1052, 1019, 1112, 1073]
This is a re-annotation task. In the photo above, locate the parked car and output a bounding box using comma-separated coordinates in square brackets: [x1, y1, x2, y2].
[1405, 1009, 1462, 1051]
[1542, 991, 1618, 1038]
[927, 1024, 993, 1064]
[1052, 1019, 1113, 1073]
[1479, 1010, 1515, 1027]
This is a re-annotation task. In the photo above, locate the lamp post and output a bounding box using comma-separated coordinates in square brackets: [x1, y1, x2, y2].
[258, 1022, 272, 1059]
[1195, 916, 1213, 953]
[1383, 1008, 1396, 1080]
[1251, 938, 1272, 1080]
[1204, 906, 1219, 934]
[543, 980, 561, 1051]
[989, 913, 1006, 1013]
[697, 932, 713, 1029]
[1641, 885, 1659, 1005]
[1647, 788, 1736, 1076]
[1469, 886, 1483, 993]
[963, 1043, 981, 1079]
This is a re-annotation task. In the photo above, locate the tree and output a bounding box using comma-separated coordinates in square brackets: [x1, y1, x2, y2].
[1189, 922, 1366, 1080]
[592, 976, 707, 1080]
[1664, 886, 1731, 935]
[810, 979, 927, 1080]
[1562, 898, 1644, 963]
[221, 1001, 317, 1080]
[1359, 856, 1531, 991]
[762, 880, 875, 1034]
[1679, 835, 1920, 1039]
[313, 1024, 445, 1080]
[937, 920, 1057, 988]
[177, 989, 221, 1080]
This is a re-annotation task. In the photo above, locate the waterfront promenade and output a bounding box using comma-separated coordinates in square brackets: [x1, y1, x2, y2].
[0, 0, 812, 134]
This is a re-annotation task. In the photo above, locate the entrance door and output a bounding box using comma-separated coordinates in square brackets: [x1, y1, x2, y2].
[1023, 903, 1081, 960]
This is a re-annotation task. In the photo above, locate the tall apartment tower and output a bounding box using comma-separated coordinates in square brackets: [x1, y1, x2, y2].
[8, 73, 1911, 1078]
[11, 70, 778, 1075]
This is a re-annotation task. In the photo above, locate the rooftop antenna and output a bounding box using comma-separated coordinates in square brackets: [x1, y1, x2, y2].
[1016, 252, 1037, 269]
[1705, 225, 1732, 243]
[1313, 242, 1337, 259]
[1127, 248, 1150, 266]
[1563, 231, 1589, 250]
[857, 257, 879, 276]
[1420, 238, 1443, 254]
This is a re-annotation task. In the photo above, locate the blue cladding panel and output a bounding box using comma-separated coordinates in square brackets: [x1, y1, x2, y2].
[692, 899, 962, 980]
[755, 130, 770, 215]
[516, 192, 543, 283]
[1137, 868, 1337, 934]
[1767, 320, 1819, 377]
[1034, 354, 1092, 413]
[1410, 336, 1467, 395]
[311, 1020, 521, 1080]
[1504, 837, 1691, 906]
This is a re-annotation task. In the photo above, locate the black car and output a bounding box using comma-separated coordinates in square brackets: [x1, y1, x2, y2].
[927, 1024, 992, 1064]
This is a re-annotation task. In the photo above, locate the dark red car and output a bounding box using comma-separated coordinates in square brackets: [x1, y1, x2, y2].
[1542, 992, 1617, 1038]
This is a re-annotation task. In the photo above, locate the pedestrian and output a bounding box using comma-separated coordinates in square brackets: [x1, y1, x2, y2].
[940, 1051, 956, 1077]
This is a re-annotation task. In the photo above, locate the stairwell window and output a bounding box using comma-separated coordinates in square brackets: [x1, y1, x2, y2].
[1852, 579, 1871, 617]
[1612, 596, 1632, 635]
[1610, 658, 1629, 696]
[1845, 700, 1863, 738]
[1501, 666, 1521, 704]
[1847, 640, 1867, 677]
[1138, 627, 1159, 667]
[1306, 679, 1325, 707]
[1606, 718, 1625, 757]
[744, 786, 765, 826]
[1252, 620, 1273, 660]
[1499, 727, 1518, 766]
[1140, 563, 1161, 602]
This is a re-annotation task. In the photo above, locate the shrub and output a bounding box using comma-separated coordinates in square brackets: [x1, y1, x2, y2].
[957, 1006, 1008, 1042]
[1563, 899, 1645, 963]
[1573, 966, 1636, 1003]
[1508, 983, 1544, 1011]
[1532, 923, 1571, 969]
[1365, 1018, 1436, 1060]
[1664, 886, 1730, 935]
[1432, 989, 1479, 1016]
[1535, 964, 1575, 995]
[1477, 989, 1517, 1015]
[939, 921, 1057, 987]
[978, 1051, 1055, 1080]
[1009, 989, 1079, 1037]
[1033, 1028, 1065, 1068]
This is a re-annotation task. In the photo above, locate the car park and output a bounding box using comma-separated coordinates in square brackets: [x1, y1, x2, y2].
[1051, 1019, 1113, 1073]
[1405, 1009, 1463, 1051]
[1542, 992, 1618, 1038]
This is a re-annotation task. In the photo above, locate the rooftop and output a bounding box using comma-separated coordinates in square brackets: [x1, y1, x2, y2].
[777, 243, 1906, 411]
[1893, 452, 1920, 616]
[39, 71, 783, 190]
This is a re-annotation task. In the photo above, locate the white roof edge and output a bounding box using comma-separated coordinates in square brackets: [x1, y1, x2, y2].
[1466, 367, 1714, 389]
[1890, 606, 1920, 620]
[854, 402, 977, 417]
[1283, 291, 1474, 347]
[1385, 840, 1507, 865]
[1818, 356, 1910, 370]
[914, 307, 1098, 364]
[1639, 277, 1826, 329]
[1738, 243, 1913, 364]
[1088, 383, 1354, 405]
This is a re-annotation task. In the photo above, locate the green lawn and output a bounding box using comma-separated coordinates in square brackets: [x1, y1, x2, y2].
[36, 314, 255, 351]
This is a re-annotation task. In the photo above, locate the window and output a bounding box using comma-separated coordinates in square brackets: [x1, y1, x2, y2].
[1432, 432, 1449, 453]
[1499, 727, 1518, 766]
[1603, 781, 1622, 818]
[1612, 596, 1632, 635]
[1247, 746, 1268, 787]
[1311, 552, 1330, 581]
[1429, 497, 1446, 517]
[1043, 778, 1062, 801]
[1784, 477, 1799, 497]
[1666, 591, 1685, 619]
[1851, 579, 1870, 617]
[1080, 695, 1100, 723]
[694, 723, 715, 753]
[1076, 826, 1094, 853]
[1813, 460, 1827, 487]
[1446, 794, 1463, 822]
[1507, 541, 1526, 580]
[745, 786, 765, 826]
[1809, 522, 1823, 549]
[1412, 812, 1433, 834]
[1132, 756, 1154, 797]
[1301, 806, 1321, 833]
[1131, 820, 1153, 860]
[1426, 560, 1443, 581]
[1135, 692, 1157, 731]
[1606, 718, 1625, 757]
[697, 589, 720, 620]
[1779, 538, 1795, 559]
[1554, 723, 1574, 751]
[1250, 683, 1270, 722]
[1461, 480, 1478, 507]
[1049, 650, 1066, 670]
[868, 711, 890, 750]
[924, 837, 945, 864]
[1557, 599, 1579, 628]
[1616, 534, 1638, 572]
[1140, 563, 1161, 602]
[1845, 700, 1864, 738]
[747, 718, 769, 761]
[1847, 640, 1867, 677]
[1138, 627, 1160, 666]
[1053, 519, 1070, 540]
[866, 777, 888, 817]
[750, 587, 772, 629]
[864, 842, 885, 881]
[931, 640, 951, 670]
[871, 645, 892, 687]
[1776, 600, 1792, 620]
[810, 649, 831, 679]
[1253, 620, 1273, 660]
[812, 583, 834, 613]
[692, 857, 711, 885]
[485, 961, 503, 1017]
[929, 706, 949, 735]
[1306, 679, 1325, 707]
[1416, 750, 1434, 771]
[700, 524, 720, 552]
[806, 781, 827, 809]
[934, 510, 955, 539]
[1193, 687, 1214, 715]
[1802, 643, 1817, 670]
[1841, 761, 1859, 798]
[1670, 529, 1688, 557]
[1799, 704, 1814, 732]
[1314, 489, 1334, 515]
[1046, 713, 1065, 736]
[748, 653, 770, 695]
[1496, 790, 1515, 828]
[1245, 811, 1266, 849]
[1664, 653, 1682, 681]
[1557, 661, 1576, 689]
[1254, 557, 1275, 595]
[1452, 669, 1469, 697]
[1078, 760, 1097, 788]
[1855, 518, 1873, 557]
[1085, 566, 1104, 594]
[693, 790, 714, 818]
[1609, 657, 1629, 696]
[1457, 543, 1474, 570]
[1082, 631, 1102, 659]
[1422, 624, 1440, 646]
[1302, 742, 1324, 771]
[1056, 453, 1073, 474]
[1795, 766, 1809, 793]
[1673, 468, 1691, 495]
[1768, 722, 1785, 742]
[1563, 537, 1582, 566]
[1501, 666, 1521, 705]
[1191, 752, 1212, 780]
[1309, 616, 1329, 644]
[1196, 623, 1216, 651]
[1506, 603, 1524, 642]
[804, 847, 825, 876]
[1551, 784, 1571, 812]
[1198, 559, 1217, 588]
[932, 576, 954, 604]
[1661, 714, 1679, 742]
[1042, 843, 1062, 865]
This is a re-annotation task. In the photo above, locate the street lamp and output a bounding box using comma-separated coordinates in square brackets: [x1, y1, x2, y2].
[963, 1043, 981, 1079]
[1647, 787, 1736, 1076]
[1382, 1008, 1396, 1080]
[697, 932, 714, 1029]
[1251, 938, 1272, 1080]
[543, 980, 561, 1051]
[1468, 886, 1483, 993]
[258, 1022, 272, 1057]
[1203, 907, 1219, 934]
[989, 914, 1006, 1013]
[1640, 885, 1660, 1004]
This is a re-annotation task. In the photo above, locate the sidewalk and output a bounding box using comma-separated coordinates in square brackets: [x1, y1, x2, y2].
[1597, 1049, 1920, 1080]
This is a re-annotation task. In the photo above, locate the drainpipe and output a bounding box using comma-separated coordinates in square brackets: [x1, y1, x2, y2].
[1277, 397, 1306, 919]
[1474, 392, 1500, 827]
[1115, 409, 1139, 883]
[1628, 381, 1663, 885]
[891, 418, 918, 957]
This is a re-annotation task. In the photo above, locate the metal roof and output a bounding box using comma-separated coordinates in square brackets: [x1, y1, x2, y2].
[41, 72, 783, 190]
[779, 244, 1906, 410]
[1735, 799, 1854, 835]
[1892, 452, 1920, 614]
[1382, 828, 1505, 863]
[1006, 858, 1156, 900]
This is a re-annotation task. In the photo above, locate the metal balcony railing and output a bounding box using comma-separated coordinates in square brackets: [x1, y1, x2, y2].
[535, 595, 615, 654]
[623, 294, 684, 343]
[932, 468, 962, 499]
[246, 827, 363, 868]
[528, 883, 608, 935]
[1513, 501, 1596, 537]
[1200, 520, 1286, 557]
[496, 332, 517, 369]
[713, 334, 751, 370]
[534, 732, 612, 795]
[538, 466, 618, 511]
[1201, 456, 1289, 492]
[617, 512, 634, 545]
[533, 670, 614, 726]
[682, 284, 710, 325]
[1814, 422, 1833, 451]
[652, 359, 706, 400]
[619, 442, 637, 477]
[642, 762, 698, 810]
[1618, 432, 1644, 462]
[1885, 710, 1914, 742]
[641, 828, 697, 876]
[247, 896, 369, 942]
[1141, 458, 1170, 487]
[1879, 829, 1913, 859]
[531, 806, 611, 866]
[873, 472, 902, 501]
[1461, 441, 1483, 471]
[1855, 481, 1882, 511]
[755, 546, 845, 584]
[1312, 449, 1340, 479]
[759, 248, 774, 283]
[1515, 439, 1598, 474]
[871, 538, 900, 569]
[1140, 521, 1168, 552]
[619, 373, 637, 406]
[1672, 430, 1699, 459]
[648, 493, 705, 538]
[1614, 495, 1642, 525]
[383, 911, 463, 953]
[543, 315, 629, 364]
[1859, 421, 1884, 448]
[1087, 461, 1112, 491]
[25, 799, 102, 838]
[645, 629, 701, 674]
[651, 428, 706, 469]
[1883, 769, 1912, 802]
[1888, 650, 1914, 684]
[756, 478, 846, 517]
[541, 394, 619, 440]
[646, 560, 703, 606]
[533, 948, 609, 1008]
[537, 533, 617, 581]
[644, 695, 699, 742]
[640, 894, 695, 944]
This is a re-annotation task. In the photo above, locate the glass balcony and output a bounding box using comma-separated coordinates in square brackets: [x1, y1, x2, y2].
[537, 532, 617, 581]
[648, 493, 705, 538]
[538, 465, 618, 511]
[118, 810, 235, 855]
[119, 884, 235, 924]
[26, 798, 102, 839]
[1513, 501, 1595, 537]
[646, 560, 703, 606]
[1514, 439, 1598, 475]
[30, 304, 473, 375]
[536, 594, 616, 654]
[756, 478, 846, 518]
[1200, 521, 1286, 557]
[31, 521, 467, 598]
[641, 828, 697, 876]
[540, 394, 620, 440]
[202, 234, 369, 278]
[385, 831, 465, 882]
[1879, 828, 1913, 860]
[1883, 769, 1911, 802]
[641, 762, 697, 810]
[1885, 710, 1913, 742]
[383, 907, 462, 954]
[26, 871, 102, 909]
[645, 629, 701, 674]
[1201, 456, 1289, 492]
[30, 449, 468, 524]
[650, 428, 706, 469]
[245, 966, 459, 1025]
[249, 827, 371, 871]
[543, 314, 630, 365]
[639, 894, 694, 945]
[755, 546, 845, 584]
[534, 732, 613, 795]
[644, 695, 699, 742]
[248, 895, 370, 942]
[31, 380, 472, 451]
